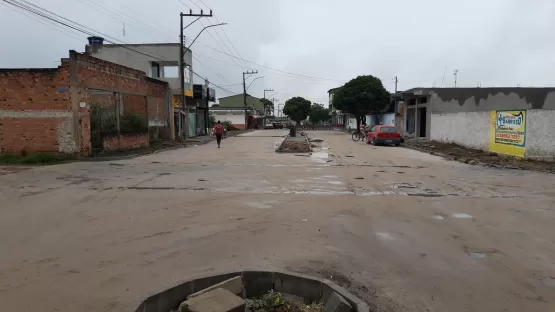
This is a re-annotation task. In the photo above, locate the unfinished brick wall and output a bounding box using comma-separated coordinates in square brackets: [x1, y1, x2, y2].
[0, 51, 170, 155]
[75, 51, 170, 143]
[103, 134, 149, 151]
[0, 66, 71, 111]
[89, 92, 116, 109]
[0, 65, 76, 154]
[123, 94, 146, 118]
[74, 52, 147, 93]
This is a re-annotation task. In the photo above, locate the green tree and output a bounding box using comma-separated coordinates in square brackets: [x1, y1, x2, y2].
[333, 75, 390, 131]
[283, 97, 311, 125]
[209, 115, 216, 127]
[309, 104, 331, 124]
[260, 98, 274, 115]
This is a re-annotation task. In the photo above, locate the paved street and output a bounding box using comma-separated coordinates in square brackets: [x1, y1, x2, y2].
[1, 130, 555, 311]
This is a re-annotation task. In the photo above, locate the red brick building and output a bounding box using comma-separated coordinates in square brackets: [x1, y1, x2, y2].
[0, 50, 170, 155]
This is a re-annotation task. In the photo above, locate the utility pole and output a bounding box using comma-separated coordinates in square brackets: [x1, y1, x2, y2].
[205, 78, 210, 135]
[394, 76, 398, 93]
[263, 89, 274, 100]
[263, 89, 274, 117]
[243, 70, 258, 128]
[180, 9, 213, 139]
[453, 69, 459, 88]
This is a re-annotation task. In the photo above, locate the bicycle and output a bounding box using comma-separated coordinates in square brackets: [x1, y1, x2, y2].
[351, 131, 367, 142]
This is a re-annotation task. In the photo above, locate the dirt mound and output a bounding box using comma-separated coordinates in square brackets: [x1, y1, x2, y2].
[404, 139, 555, 173]
[276, 137, 312, 153]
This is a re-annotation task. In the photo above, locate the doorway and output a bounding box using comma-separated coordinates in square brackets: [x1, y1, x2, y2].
[418, 107, 427, 137]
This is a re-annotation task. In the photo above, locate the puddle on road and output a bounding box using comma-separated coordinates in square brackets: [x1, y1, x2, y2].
[407, 193, 445, 197]
[375, 232, 397, 241]
[311, 151, 329, 163]
[359, 191, 397, 196]
[431, 215, 445, 220]
[393, 183, 418, 189]
[542, 277, 555, 287]
[453, 213, 473, 219]
[305, 168, 322, 171]
[327, 181, 344, 185]
[468, 252, 488, 260]
[291, 190, 353, 196]
[245, 201, 276, 209]
[464, 247, 501, 260]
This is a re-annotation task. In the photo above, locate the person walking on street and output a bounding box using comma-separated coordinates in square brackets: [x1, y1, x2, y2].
[213, 120, 224, 148]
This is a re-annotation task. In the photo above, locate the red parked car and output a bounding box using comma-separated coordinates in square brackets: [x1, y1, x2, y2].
[367, 125, 401, 146]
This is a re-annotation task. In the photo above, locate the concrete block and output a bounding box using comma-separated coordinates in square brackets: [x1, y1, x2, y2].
[142, 280, 194, 312]
[325, 291, 352, 312]
[241, 270, 274, 297]
[356, 302, 369, 312]
[192, 272, 242, 294]
[180, 288, 245, 312]
[274, 271, 323, 302]
[188, 276, 243, 299]
[322, 279, 363, 308]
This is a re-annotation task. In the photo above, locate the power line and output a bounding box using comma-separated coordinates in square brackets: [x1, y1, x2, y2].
[5, 0, 396, 96]
[201, 43, 357, 82]
[78, 0, 174, 41]
[12, 0, 171, 62]
[3, 0, 239, 96]
[180, 0, 249, 70]
[17, 0, 369, 85]
[112, 0, 177, 35]
[177, 0, 192, 10]
[0, 1, 84, 42]
[196, 0, 250, 69]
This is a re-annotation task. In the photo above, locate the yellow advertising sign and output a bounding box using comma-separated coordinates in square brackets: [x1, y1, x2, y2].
[489, 110, 526, 157]
[184, 89, 193, 97]
[172, 95, 180, 109]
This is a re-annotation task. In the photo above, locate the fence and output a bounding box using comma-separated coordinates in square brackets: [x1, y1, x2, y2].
[295, 125, 333, 131]
[89, 89, 149, 153]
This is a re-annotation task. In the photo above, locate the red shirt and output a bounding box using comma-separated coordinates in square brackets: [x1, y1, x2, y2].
[214, 124, 224, 135]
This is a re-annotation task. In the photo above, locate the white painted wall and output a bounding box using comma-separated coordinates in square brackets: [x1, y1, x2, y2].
[526, 110, 555, 157]
[381, 113, 396, 125]
[431, 109, 555, 157]
[430, 112, 490, 150]
[347, 117, 357, 130]
[88, 44, 193, 93]
[211, 112, 245, 127]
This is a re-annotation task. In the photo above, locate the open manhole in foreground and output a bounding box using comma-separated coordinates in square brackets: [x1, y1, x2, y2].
[135, 270, 368, 312]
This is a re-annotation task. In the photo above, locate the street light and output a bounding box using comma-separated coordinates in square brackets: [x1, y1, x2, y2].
[187, 23, 227, 50]
[246, 76, 264, 91]
[180, 22, 226, 139]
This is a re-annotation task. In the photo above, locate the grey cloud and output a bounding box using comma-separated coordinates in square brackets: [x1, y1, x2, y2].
[1, 0, 555, 105]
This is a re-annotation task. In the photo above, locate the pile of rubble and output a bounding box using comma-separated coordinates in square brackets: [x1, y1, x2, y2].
[171, 275, 350, 312]
[276, 137, 312, 153]
[404, 138, 555, 173]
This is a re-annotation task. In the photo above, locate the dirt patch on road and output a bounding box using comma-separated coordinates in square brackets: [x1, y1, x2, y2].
[87, 130, 252, 160]
[404, 139, 555, 173]
[276, 137, 312, 153]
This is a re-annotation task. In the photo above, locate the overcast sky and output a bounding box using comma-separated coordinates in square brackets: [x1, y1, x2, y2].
[1, 0, 555, 107]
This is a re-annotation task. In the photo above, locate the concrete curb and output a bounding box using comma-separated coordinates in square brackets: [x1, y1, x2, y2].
[305, 135, 314, 153]
[274, 134, 290, 153]
[275, 135, 312, 154]
[80, 131, 254, 162]
[135, 269, 367, 312]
